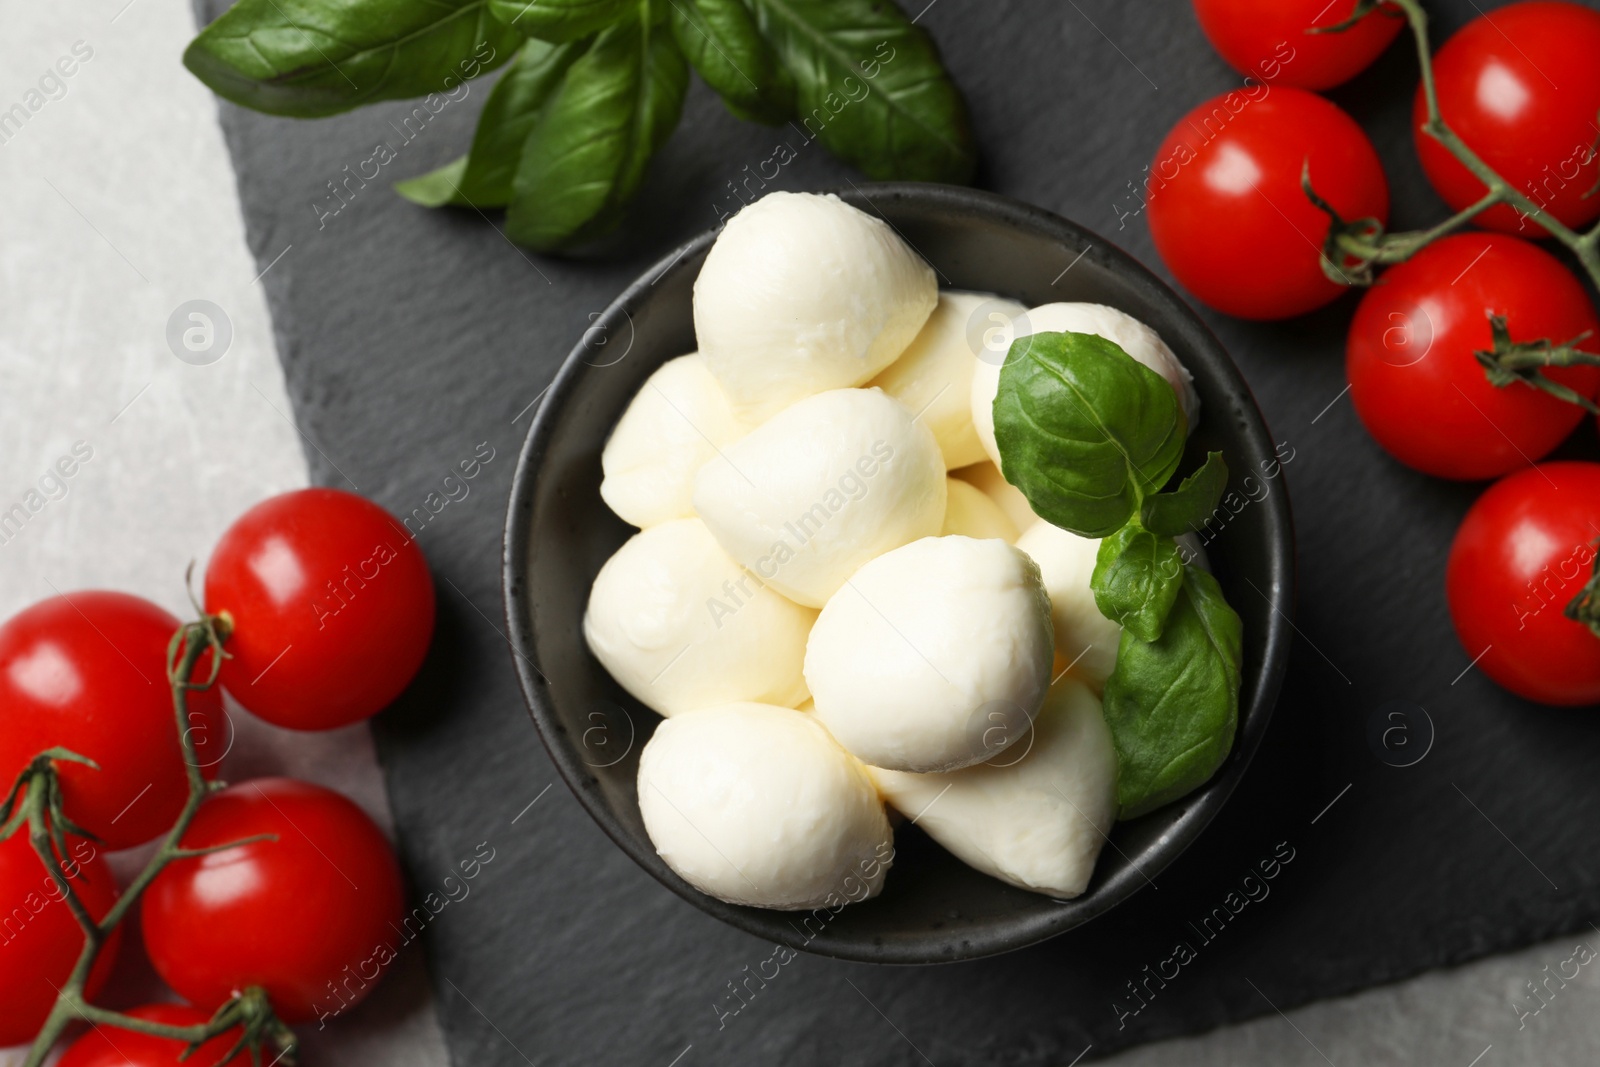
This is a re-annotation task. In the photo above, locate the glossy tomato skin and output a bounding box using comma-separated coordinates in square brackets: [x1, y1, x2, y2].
[1415, 1, 1600, 234]
[0, 592, 224, 849]
[1448, 463, 1600, 706]
[1193, 0, 1404, 90]
[57, 1004, 245, 1067]
[1148, 86, 1389, 320]
[1346, 233, 1600, 479]
[141, 778, 405, 1024]
[0, 832, 122, 1047]
[204, 488, 434, 731]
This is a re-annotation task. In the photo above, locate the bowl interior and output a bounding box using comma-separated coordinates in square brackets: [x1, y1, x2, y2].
[504, 183, 1294, 964]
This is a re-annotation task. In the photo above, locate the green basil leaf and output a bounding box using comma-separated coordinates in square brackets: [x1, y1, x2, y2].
[669, 0, 793, 123]
[505, 2, 689, 251]
[185, 0, 519, 118]
[487, 0, 633, 42]
[396, 39, 591, 209]
[1141, 451, 1228, 538]
[395, 158, 470, 209]
[993, 331, 1187, 539]
[1104, 566, 1243, 821]
[745, 0, 975, 182]
[1093, 526, 1184, 643]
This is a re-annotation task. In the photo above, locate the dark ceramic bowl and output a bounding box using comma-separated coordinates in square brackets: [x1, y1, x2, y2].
[503, 183, 1294, 965]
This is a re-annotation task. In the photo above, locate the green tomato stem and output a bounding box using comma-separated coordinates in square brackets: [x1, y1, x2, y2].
[17, 568, 294, 1067]
[1313, 0, 1600, 282]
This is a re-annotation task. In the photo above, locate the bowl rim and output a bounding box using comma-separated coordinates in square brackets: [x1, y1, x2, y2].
[502, 181, 1296, 965]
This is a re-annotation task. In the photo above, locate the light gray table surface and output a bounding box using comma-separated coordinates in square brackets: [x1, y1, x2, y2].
[1, 1, 1596, 1064]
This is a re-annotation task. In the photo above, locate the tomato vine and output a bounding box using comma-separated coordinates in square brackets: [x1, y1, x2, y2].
[1311, 0, 1600, 289]
[0, 572, 295, 1067]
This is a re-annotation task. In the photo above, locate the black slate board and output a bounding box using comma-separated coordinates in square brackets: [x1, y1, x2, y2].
[194, 0, 1600, 1062]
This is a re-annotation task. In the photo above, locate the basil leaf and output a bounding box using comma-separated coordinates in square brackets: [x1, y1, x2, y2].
[669, 0, 793, 124]
[184, 0, 519, 118]
[745, 0, 975, 182]
[395, 159, 470, 209]
[487, 0, 633, 42]
[1093, 525, 1184, 643]
[1141, 452, 1228, 538]
[993, 331, 1187, 539]
[396, 39, 591, 209]
[1104, 567, 1243, 821]
[505, 2, 689, 251]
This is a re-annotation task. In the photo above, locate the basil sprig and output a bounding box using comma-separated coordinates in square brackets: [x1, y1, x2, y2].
[1093, 449, 1228, 642]
[992, 331, 1186, 540]
[745, 0, 975, 182]
[994, 331, 1243, 819]
[487, 0, 633, 43]
[1141, 450, 1227, 537]
[395, 40, 590, 209]
[1103, 567, 1242, 820]
[1092, 525, 1184, 644]
[670, 0, 793, 124]
[506, 7, 689, 248]
[184, 0, 521, 117]
[185, 0, 974, 251]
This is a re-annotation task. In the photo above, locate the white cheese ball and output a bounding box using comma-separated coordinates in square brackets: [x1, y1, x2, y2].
[952, 461, 1038, 532]
[806, 536, 1054, 773]
[692, 388, 946, 608]
[972, 302, 1200, 468]
[600, 354, 748, 528]
[583, 519, 814, 716]
[638, 703, 894, 910]
[694, 192, 938, 420]
[941, 477, 1019, 542]
[868, 291, 1025, 469]
[1014, 520, 1121, 691]
[868, 677, 1116, 899]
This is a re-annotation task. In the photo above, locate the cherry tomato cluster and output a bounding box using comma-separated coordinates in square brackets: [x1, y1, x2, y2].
[0, 487, 434, 1057]
[1158, 1, 1600, 706]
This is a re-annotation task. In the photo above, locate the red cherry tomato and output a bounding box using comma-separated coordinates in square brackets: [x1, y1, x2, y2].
[0, 832, 122, 1047]
[57, 1004, 245, 1067]
[204, 488, 435, 731]
[1415, 1, 1600, 234]
[1192, 0, 1404, 90]
[0, 592, 224, 849]
[1346, 233, 1600, 480]
[1148, 86, 1389, 320]
[1448, 462, 1600, 706]
[141, 777, 405, 1024]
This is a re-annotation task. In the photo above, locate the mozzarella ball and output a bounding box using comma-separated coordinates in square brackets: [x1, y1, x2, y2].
[868, 677, 1116, 899]
[600, 354, 748, 528]
[694, 192, 938, 420]
[583, 519, 814, 716]
[972, 302, 1199, 467]
[869, 291, 1025, 469]
[806, 536, 1054, 773]
[638, 703, 894, 910]
[942, 477, 1019, 542]
[1014, 520, 1121, 690]
[692, 388, 946, 607]
[952, 461, 1037, 532]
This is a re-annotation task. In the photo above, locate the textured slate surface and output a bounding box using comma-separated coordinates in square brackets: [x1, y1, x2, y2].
[194, 0, 1600, 1063]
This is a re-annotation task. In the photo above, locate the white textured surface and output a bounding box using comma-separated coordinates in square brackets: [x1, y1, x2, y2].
[0, 1, 446, 1063]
